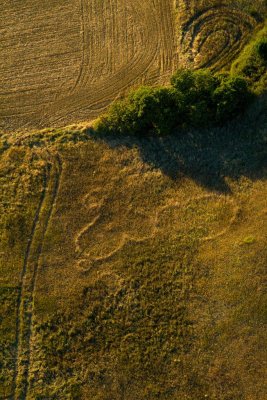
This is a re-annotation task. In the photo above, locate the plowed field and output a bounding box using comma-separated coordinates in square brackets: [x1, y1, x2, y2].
[0, 0, 259, 132]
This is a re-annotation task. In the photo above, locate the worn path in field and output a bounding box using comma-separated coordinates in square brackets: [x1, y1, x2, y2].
[13, 154, 62, 400]
[75, 179, 239, 272]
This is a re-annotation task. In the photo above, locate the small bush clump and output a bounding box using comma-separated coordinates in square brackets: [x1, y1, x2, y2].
[256, 38, 267, 61]
[213, 75, 252, 123]
[170, 69, 218, 127]
[96, 68, 253, 136]
[96, 86, 185, 136]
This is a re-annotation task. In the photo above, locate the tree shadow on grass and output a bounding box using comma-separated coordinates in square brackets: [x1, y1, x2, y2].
[89, 96, 267, 193]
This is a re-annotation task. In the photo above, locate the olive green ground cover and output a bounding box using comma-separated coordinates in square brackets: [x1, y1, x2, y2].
[0, 90, 266, 398]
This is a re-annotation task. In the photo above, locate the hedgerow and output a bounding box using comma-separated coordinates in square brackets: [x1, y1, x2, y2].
[96, 68, 254, 136]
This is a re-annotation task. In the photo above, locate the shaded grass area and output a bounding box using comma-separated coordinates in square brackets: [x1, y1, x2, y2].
[0, 98, 264, 398]
[92, 93, 267, 193]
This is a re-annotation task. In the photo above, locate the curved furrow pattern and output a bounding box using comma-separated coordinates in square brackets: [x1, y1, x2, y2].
[13, 154, 62, 400]
[72, 0, 157, 92]
[1, 1, 259, 131]
[180, 5, 257, 70]
[39, 0, 169, 127]
[70, 0, 88, 94]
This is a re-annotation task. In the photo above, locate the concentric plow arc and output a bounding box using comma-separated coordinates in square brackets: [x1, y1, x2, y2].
[179, 4, 257, 69]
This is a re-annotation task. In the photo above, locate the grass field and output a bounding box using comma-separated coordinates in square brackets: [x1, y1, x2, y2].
[0, 0, 265, 133]
[0, 0, 267, 398]
[0, 92, 266, 398]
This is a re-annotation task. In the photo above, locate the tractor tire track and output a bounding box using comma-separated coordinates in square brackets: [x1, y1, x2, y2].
[70, 0, 148, 95]
[12, 164, 48, 400]
[70, 0, 89, 94]
[180, 5, 257, 70]
[13, 153, 62, 400]
[39, 0, 163, 127]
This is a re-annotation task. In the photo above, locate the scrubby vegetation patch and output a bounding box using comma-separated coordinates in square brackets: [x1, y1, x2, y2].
[96, 69, 253, 136]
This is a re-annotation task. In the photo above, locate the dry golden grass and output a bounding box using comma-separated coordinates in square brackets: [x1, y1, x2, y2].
[0, 0, 266, 398]
[0, 92, 266, 397]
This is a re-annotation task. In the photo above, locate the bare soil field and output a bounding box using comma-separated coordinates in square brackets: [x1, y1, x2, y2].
[0, 0, 178, 132]
[0, 0, 261, 133]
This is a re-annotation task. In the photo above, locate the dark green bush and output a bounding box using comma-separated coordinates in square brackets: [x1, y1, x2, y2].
[145, 87, 185, 135]
[97, 86, 185, 136]
[256, 38, 267, 61]
[213, 75, 252, 123]
[171, 69, 218, 126]
[170, 69, 251, 127]
[96, 69, 253, 136]
[171, 69, 218, 103]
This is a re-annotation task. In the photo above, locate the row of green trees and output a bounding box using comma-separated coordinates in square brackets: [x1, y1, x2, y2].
[96, 69, 253, 136]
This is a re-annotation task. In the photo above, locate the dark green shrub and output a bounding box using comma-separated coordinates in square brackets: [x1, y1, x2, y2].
[170, 69, 195, 96]
[144, 87, 185, 135]
[171, 69, 218, 126]
[171, 69, 218, 103]
[213, 75, 252, 123]
[96, 69, 253, 136]
[256, 38, 267, 61]
[97, 86, 185, 136]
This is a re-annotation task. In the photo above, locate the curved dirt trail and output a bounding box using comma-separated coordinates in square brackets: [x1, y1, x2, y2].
[13, 154, 62, 400]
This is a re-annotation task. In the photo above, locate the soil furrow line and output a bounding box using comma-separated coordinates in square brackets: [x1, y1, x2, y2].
[70, 0, 86, 94]
[41, 0, 160, 126]
[12, 164, 48, 400]
[13, 153, 62, 400]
